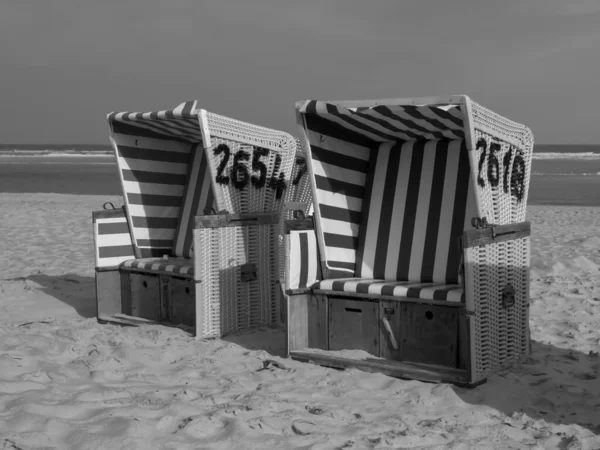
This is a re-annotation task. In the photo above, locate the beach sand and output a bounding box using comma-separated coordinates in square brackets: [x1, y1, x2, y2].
[0, 193, 599, 449]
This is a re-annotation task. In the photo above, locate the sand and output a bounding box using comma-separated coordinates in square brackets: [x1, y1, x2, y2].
[0, 193, 599, 449]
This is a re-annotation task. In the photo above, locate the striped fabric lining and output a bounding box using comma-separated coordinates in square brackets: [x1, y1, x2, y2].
[303, 112, 373, 274]
[107, 101, 203, 143]
[356, 139, 477, 284]
[315, 278, 464, 303]
[110, 132, 194, 256]
[121, 258, 194, 277]
[285, 230, 319, 291]
[93, 210, 135, 269]
[300, 101, 465, 144]
[173, 146, 216, 258]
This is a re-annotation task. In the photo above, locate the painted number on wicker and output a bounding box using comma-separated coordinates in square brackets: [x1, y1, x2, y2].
[476, 137, 526, 202]
[213, 143, 287, 199]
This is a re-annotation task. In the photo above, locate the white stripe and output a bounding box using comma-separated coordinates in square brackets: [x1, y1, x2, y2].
[97, 233, 133, 247]
[127, 205, 180, 218]
[122, 180, 185, 196]
[324, 247, 357, 267]
[118, 156, 188, 174]
[447, 289, 464, 302]
[360, 142, 392, 278]
[408, 141, 437, 281]
[313, 103, 386, 143]
[384, 143, 413, 279]
[433, 140, 461, 282]
[366, 281, 390, 294]
[317, 191, 362, 212]
[319, 218, 359, 237]
[96, 217, 126, 224]
[112, 132, 194, 153]
[306, 231, 319, 286]
[345, 110, 417, 141]
[288, 232, 301, 290]
[97, 256, 134, 267]
[312, 159, 366, 186]
[305, 129, 372, 161]
[416, 107, 465, 133]
[93, 223, 100, 268]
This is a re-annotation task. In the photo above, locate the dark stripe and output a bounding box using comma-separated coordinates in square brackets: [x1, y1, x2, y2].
[122, 169, 187, 185]
[373, 144, 402, 278]
[304, 107, 376, 148]
[315, 175, 364, 198]
[98, 221, 129, 235]
[432, 286, 460, 301]
[311, 145, 369, 173]
[429, 106, 464, 128]
[299, 233, 309, 288]
[405, 286, 423, 299]
[331, 280, 349, 291]
[326, 103, 398, 142]
[139, 248, 171, 258]
[327, 261, 356, 272]
[355, 282, 372, 294]
[125, 115, 200, 140]
[396, 141, 426, 280]
[127, 193, 182, 207]
[131, 216, 179, 229]
[420, 140, 449, 281]
[137, 240, 173, 248]
[445, 141, 471, 284]
[181, 101, 195, 116]
[355, 148, 380, 277]
[99, 245, 134, 258]
[324, 233, 357, 250]
[117, 145, 190, 164]
[111, 121, 188, 142]
[319, 204, 362, 225]
[370, 106, 448, 140]
[380, 281, 409, 296]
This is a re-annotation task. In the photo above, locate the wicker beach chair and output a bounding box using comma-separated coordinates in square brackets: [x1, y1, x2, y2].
[93, 101, 297, 338]
[284, 95, 534, 386]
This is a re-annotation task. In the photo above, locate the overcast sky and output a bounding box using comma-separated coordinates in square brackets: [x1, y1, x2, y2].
[1, 0, 599, 145]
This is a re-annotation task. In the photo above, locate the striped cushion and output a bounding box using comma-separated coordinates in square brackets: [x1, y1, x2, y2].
[356, 139, 477, 284]
[285, 230, 319, 291]
[93, 209, 135, 269]
[121, 258, 194, 277]
[110, 132, 194, 256]
[316, 278, 464, 303]
[173, 146, 216, 257]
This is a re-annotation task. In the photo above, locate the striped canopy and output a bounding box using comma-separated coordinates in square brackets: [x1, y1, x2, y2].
[107, 100, 203, 143]
[299, 100, 466, 144]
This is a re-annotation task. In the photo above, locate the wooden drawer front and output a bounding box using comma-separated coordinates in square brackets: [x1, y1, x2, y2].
[130, 273, 161, 321]
[169, 277, 195, 328]
[328, 298, 379, 356]
[380, 301, 459, 367]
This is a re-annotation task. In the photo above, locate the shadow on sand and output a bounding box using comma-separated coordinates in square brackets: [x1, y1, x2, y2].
[17, 273, 599, 434]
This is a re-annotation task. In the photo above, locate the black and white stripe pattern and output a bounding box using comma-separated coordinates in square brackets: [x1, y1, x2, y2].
[121, 258, 194, 277]
[110, 133, 193, 256]
[356, 139, 477, 284]
[316, 278, 464, 302]
[93, 209, 135, 269]
[285, 230, 319, 290]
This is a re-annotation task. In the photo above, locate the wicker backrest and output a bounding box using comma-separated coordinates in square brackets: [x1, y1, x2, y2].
[356, 139, 477, 284]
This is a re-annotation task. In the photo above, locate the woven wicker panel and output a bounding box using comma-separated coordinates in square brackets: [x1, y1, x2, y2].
[470, 102, 534, 225]
[465, 237, 530, 383]
[194, 223, 279, 338]
[204, 112, 296, 215]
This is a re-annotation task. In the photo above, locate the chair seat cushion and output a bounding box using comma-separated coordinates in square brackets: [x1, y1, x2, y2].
[315, 278, 464, 302]
[121, 258, 194, 277]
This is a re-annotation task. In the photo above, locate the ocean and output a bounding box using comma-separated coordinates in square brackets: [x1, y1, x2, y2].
[0, 144, 598, 206]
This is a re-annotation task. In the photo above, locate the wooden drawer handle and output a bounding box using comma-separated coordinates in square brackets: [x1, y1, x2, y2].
[381, 316, 399, 350]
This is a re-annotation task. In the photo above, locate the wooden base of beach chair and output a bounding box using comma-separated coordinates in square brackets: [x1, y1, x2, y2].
[286, 293, 480, 387]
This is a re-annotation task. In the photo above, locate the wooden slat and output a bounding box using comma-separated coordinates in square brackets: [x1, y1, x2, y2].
[286, 293, 328, 355]
[284, 219, 314, 234]
[463, 222, 530, 248]
[289, 350, 477, 387]
[313, 290, 463, 308]
[328, 298, 379, 355]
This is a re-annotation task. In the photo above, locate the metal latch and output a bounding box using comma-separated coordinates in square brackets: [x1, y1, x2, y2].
[502, 284, 516, 309]
[240, 263, 258, 282]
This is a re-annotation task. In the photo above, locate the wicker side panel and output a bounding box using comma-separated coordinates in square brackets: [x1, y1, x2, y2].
[470, 101, 534, 225]
[194, 223, 279, 338]
[465, 236, 530, 383]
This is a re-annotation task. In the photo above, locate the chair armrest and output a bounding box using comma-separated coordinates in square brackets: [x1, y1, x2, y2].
[284, 220, 320, 294]
[93, 208, 135, 271]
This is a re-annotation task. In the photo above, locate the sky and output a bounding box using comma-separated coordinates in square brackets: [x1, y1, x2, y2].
[1, 0, 599, 145]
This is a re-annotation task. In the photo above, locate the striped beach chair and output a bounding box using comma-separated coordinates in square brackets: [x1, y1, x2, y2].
[93, 101, 297, 337]
[285, 95, 533, 386]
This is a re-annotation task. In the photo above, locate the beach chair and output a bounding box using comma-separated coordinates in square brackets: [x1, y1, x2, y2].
[93, 101, 297, 337]
[285, 95, 533, 386]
